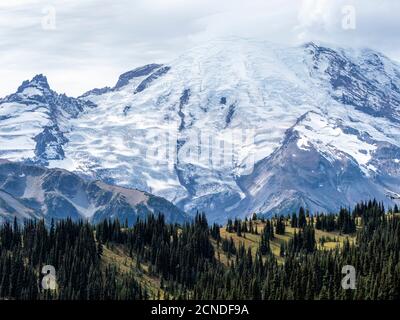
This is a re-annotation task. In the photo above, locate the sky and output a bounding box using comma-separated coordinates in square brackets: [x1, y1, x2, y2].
[0, 0, 399, 97]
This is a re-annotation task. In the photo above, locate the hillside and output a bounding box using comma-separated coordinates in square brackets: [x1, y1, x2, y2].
[100, 214, 358, 298]
[215, 220, 356, 265]
[0, 161, 187, 225]
[1, 200, 399, 300]
[87, 202, 392, 299]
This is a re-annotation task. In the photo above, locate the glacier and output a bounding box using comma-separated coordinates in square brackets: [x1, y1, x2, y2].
[1, 38, 399, 222]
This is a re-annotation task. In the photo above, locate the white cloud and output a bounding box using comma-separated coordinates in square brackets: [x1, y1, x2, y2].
[0, 0, 399, 97]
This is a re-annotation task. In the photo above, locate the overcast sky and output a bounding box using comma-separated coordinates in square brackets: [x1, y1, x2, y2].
[1, 0, 399, 97]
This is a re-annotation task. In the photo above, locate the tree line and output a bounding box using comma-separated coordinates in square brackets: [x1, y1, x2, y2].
[0, 218, 146, 300]
[0, 199, 399, 300]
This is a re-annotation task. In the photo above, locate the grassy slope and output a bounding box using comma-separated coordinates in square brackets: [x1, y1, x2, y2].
[216, 220, 356, 265]
[100, 244, 166, 299]
[100, 219, 357, 296]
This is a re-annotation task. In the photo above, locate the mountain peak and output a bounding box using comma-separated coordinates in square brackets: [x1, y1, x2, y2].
[29, 74, 50, 91]
[1, 41, 400, 222]
[31, 74, 49, 87]
[16, 74, 51, 95]
[114, 64, 163, 90]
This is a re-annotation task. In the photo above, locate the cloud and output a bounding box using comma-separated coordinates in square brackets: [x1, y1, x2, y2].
[295, 0, 400, 51]
[0, 0, 399, 97]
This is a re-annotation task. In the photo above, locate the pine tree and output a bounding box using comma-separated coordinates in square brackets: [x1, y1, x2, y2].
[298, 207, 307, 228]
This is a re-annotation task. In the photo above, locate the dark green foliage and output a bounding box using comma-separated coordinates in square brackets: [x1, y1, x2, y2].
[298, 207, 307, 228]
[0, 218, 145, 300]
[192, 202, 400, 300]
[210, 223, 221, 241]
[291, 212, 298, 228]
[1, 200, 399, 300]
[275, 216, 286, 235]
[221, 237, 236, 257]
[315, 208, 356, 234]
[97, 212, 214, 289]
[288, 225, 316, 253]
[259, 220, 274, 255]
[226, 217, 260, 236]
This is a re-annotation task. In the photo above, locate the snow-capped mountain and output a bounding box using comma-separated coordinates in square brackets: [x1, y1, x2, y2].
[0, 74, 96, 163]
[0, 160, 186, 225]
[1, 38, 400, 222]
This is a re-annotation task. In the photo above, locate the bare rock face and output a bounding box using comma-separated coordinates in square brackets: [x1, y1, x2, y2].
[0, 161, 187, 225]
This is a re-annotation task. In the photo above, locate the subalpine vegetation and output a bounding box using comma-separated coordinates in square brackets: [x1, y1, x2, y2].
[0, 200, 399, 300]
[0, 219, 146, 300]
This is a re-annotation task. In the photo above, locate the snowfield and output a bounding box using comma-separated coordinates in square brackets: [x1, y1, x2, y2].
[1, 38, 400, 222]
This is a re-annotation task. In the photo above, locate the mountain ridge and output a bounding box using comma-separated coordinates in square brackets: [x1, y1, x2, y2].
[1, 39, 399, 222]
[0, 161, 187, 225]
